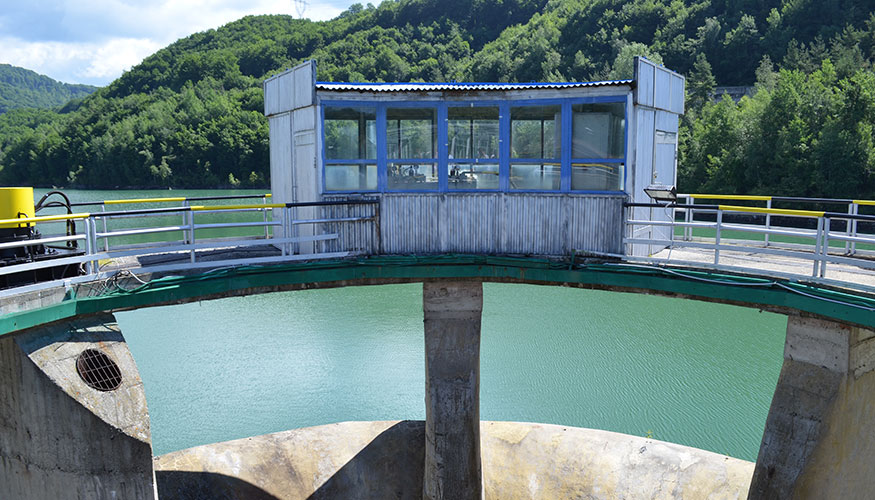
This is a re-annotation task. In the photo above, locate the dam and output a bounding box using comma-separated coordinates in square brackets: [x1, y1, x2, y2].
[2, 57, 875, 499]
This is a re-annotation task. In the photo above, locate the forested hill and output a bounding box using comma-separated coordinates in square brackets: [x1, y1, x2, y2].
[2, 0, 875, 196]
[0, 64, 98, 114]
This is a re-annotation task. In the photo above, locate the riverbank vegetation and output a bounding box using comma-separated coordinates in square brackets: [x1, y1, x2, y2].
[0, 0, 874, 196]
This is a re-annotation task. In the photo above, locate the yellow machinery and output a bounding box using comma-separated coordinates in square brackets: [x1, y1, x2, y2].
[0, 187, 82, 288]
[0, 187, 34, 228]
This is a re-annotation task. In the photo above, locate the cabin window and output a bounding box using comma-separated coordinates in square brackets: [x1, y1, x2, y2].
[510, 105, 561, 191]
[571, 102, 625, 191]
[320, 97, 627, 193]
[447, 106, 500, 191]
[324, 106, 377, 191]
[387, 107, 438, 191]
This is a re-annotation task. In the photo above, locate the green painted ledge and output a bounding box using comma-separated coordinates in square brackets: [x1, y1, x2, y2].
[2, 254, 874, 336]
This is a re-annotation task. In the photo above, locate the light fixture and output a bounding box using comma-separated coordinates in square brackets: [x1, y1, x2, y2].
[644, 184, 677, 203]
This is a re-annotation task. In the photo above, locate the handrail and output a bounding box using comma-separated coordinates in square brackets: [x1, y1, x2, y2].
[0, 212, 91, 226]
[191, 203, 286, 211]
[688, 194, 772, 201]
[683, 193, 874, 206]
[70, 193, 272, 207]
[16, 200, 380, 227]
[0, 197, 380, 295]
[716, 205, 825, 218]
[624, 200, 875, 292]
[104, 197, 187, 205]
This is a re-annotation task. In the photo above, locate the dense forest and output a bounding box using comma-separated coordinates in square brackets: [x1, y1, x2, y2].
[0, 64, 97, 114]
[1, 0, 875, 197]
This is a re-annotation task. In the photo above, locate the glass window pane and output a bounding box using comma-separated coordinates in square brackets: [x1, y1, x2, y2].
[572, 102, 625, 159]
[387, 108, 436, 159]
[325, 164, 377, 191]
[511, 105, 561, 159]
[448, 107, 499, 160]
[572, 162, 622, 191]
[388, 162, 438, 190]
[324, 107, 376, 160]
[448, 162, 499, 190]
[510, 162, 561, 190]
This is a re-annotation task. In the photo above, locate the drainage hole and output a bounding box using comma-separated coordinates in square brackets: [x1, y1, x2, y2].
[76, 348, 123, 391]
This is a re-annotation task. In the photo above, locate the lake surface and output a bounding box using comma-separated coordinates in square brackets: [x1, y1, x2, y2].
[32, 189, 787, 461]
[117, 283, 785, 461]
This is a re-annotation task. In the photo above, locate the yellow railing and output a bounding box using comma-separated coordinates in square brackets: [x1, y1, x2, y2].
[101, 193, 271, 205]
[717, 205, 825, 218]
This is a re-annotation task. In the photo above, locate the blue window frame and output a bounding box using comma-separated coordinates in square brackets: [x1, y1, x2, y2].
[320, 95, 627, 194]
[386, 105, 439, 191]
[447, 104, 501, 191]
[323, 105, 378, 192]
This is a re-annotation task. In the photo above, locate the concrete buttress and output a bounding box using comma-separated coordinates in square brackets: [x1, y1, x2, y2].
[0, 313, 155, 499]
[422, 281, 483, 500]
[749, 315, 875, 499]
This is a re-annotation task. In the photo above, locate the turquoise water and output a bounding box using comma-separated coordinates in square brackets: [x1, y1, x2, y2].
[117, 283, 786, 461]
[26, 189, 786, 462]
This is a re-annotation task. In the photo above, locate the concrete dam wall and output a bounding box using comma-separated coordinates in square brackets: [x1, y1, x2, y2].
[3, 277, 875, 498]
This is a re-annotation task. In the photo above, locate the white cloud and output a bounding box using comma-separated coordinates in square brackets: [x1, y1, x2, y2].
[0, 37, 162, 86]
[0, 0, 354, 86]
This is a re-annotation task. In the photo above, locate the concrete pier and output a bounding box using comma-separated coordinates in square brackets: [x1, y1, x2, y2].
[422, 281, 483, 500]
[750, 315, 875, 499]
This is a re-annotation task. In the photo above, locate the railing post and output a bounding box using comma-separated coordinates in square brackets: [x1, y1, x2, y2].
[282, 206, 290, 257]
[764, 199, 772, 247]
[84, 217, 97, 275]
[684, 195, 693, 241]
[262, 196, 270, 240]
[187, 210, 196, 264]
[181, 200, 189, 244]
[849, 202, 859, 255]
[715, 210, 722, 265]
[101, 205, 109, 251]
[812, 217, 824, 277]
[820, 217, 830, 278]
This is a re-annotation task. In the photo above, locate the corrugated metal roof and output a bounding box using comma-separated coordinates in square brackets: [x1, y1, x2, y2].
[316, 80, 633, 92]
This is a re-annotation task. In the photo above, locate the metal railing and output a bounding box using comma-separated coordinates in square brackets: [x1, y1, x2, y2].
[677, 194, 875, 255]
[0, 196, 378, 296]
[625, 194, 875, 292]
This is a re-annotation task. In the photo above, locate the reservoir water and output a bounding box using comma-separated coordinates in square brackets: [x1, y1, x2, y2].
[34, 189, 786, 461]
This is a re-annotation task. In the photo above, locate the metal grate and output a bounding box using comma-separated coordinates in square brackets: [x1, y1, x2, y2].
[76, 349, 123, 391]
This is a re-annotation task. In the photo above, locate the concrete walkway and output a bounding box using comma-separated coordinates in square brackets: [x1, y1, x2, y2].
[649, 245, 875, 292]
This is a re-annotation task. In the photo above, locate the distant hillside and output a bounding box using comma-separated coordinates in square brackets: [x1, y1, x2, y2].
[0, 64, 98, 113]
[1, 0, 875, 196]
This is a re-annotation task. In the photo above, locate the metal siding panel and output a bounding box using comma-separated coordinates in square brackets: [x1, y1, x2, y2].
[634, 108, 655, 252]
[293, 63, 315, 110]
[264, 79, 276, 116]
[655, 110, 678, 133]
[654, 67, 672, 111]
[637, 62, 655, 108]
[569, 196, 624, 255]
[382, 195, 440, 253]
[670, 74, 685, 115]
[443, 195, 499, 253]
[635, 108, 655, 203]
[501, 195, 564, 255]
[322, 193, 625, 257]
[269, 114, 292, 240]
[278, 73, 294, 116]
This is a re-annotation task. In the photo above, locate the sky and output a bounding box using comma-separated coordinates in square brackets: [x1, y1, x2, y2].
[0, 0, 361, 87]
